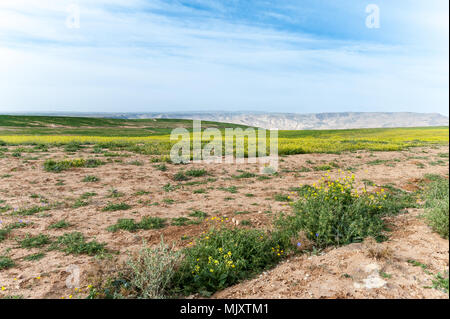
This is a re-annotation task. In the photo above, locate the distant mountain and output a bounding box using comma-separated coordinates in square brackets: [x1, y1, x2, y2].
[4, 111, 448, 130]
[98, 112, 449, 130]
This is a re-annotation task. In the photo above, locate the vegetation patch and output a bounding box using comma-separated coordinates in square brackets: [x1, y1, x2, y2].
[0, 256, 15, 270]
[107, 217, 167, 232]
[52, 232, 106, 256]
[102, 202, 131, 212]
[44, 158, 104, 172]
[423, 176, 449, 239]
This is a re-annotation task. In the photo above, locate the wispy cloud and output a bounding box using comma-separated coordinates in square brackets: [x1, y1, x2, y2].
[0, 0, 448, 115]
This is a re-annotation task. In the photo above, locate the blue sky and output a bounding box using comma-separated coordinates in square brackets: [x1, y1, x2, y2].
[0, 0, 448, 115]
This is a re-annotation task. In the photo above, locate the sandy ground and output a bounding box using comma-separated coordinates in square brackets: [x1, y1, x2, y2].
[0, 144, 448, 299]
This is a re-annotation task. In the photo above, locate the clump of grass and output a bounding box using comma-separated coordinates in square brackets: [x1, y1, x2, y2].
[80, 192, 97, 199]
[0, 221, 29, 242]
[313, 164, 333, 171]
[82, 175, 99, 182]
[219, 186, 238, 193]
[107, 188, 124, 198]
[0, 256, 15, 270]
[129, 160, 143, 166]
[233, 171, 256, 179]
[53, 232, 106, 256]
[171, 217, 191, 226]
[274, 194, 291, 202]
[102, 202, 131, 212]
[432, 272, 449, 294]
[64, 142, 83, 152]
[12, 205, 50, 216]
[173, 172, 189, 181]
[72, 198, 90, 208]
[162, 183, 177, 192]
[19, 234, 51, 248]
[134, 190, 150, 196]
[23, 252, 45, 261]
[185, 169, 207, 177]
[189, 210, 208, 219]
[107, 217, 167, 232]
[44, 158, 104, 172]
[48, 220, 71, 229]
[153, 164, 167, 171]
[423, 176, 449, 239]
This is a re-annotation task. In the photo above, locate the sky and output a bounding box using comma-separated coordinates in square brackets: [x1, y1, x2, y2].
[0, 0, 448, 115]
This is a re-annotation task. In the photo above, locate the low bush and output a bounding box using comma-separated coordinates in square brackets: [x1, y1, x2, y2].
[275, 174, 410, 247]
[423, 176, 449, 239]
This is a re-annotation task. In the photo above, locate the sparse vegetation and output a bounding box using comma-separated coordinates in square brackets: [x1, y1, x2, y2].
[423, 176, 449, 239]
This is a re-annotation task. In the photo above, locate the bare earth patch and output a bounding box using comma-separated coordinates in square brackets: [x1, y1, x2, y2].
[0, 145, 448, 299]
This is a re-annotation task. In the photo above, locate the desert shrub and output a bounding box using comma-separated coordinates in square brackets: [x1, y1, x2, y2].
[89, 240, 181, 299]
[124, 240, 181, 298]
[275, 175, 395, 247]
[423, 176, 449, 239]
[172, 227, 285, 296]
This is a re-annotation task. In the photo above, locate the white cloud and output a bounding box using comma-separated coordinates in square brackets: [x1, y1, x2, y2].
[0, 0, 448, 115]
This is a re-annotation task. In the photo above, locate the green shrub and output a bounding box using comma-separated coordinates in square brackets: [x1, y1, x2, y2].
[0, 256, 15, 270]
[275, 175, 395, 247]
[172, 227, 285, 296]
[423, 177, 449, 239]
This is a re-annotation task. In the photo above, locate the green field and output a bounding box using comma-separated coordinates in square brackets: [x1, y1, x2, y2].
[0, 115, 448, 155]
